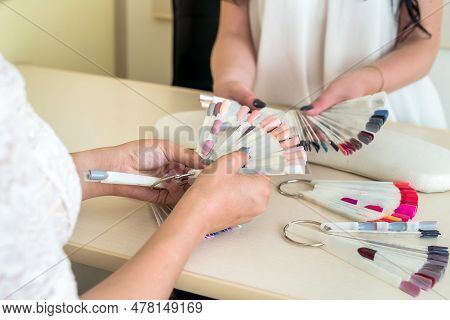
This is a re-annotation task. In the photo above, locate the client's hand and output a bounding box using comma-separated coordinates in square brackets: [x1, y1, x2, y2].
[305, 66, 384, 116]
[214, 80, 267, 110]
[71, 140, 203, 204]
[171, 150, 271, 234]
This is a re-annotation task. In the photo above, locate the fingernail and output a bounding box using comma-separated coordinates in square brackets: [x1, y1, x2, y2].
[201, 159, 213, 165]
[300, 105, 314, 111]
[252, 99, 266, 109]
[239, 147, 250, 153]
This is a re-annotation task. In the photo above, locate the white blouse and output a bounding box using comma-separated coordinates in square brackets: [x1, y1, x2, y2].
[249, 0, 447, 129]
[0, 55, 81, 299]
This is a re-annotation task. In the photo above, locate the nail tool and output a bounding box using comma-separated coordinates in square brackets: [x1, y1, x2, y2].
[85, 169, 197, 189]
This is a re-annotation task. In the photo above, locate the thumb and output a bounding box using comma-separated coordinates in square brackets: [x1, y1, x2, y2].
[163, 141, 204, 169]
[304, 90, 340, 116]
[215, 149, 250, 174]
[229, 83, 266, 110]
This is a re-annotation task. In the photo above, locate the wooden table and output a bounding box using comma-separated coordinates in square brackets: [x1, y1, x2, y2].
[20, 65, 450, 299]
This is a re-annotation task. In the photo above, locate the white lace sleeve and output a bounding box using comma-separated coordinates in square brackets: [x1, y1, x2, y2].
[0, 55, 81, 299]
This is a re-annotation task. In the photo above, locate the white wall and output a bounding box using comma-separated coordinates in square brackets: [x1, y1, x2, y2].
[441, 1, 450, 47]
[429, 3, 450, 126]
[125, 0, 172, 84]
[430, 48, 450, 126]
[0, 0, 115, 75]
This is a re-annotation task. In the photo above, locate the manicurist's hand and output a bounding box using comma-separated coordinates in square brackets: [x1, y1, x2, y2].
[173, 149, 271, 234]
[71, 140, 203, 204]
[82, 150, 271, 300]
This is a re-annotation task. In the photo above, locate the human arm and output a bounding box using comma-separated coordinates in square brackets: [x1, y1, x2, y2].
[71, 140, 202, 204]
[306, 0, 443, 115]
[81, 151, 271, 299]
[211, 0, 267, 109]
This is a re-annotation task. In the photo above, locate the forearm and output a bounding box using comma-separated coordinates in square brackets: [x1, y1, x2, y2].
[71, 147, 123, 200]
[81, 191, 208, 299]
[362, 0, 442, 93]
[80, 150, 270, 299]
[211, 1, 256, 95]
[71, 140, 141, 200]
[211, 34, 256, 94]
[371, 37, 440, 93]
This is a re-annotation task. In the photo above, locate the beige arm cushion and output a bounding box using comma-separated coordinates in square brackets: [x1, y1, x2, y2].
[307, 129, 450, 193]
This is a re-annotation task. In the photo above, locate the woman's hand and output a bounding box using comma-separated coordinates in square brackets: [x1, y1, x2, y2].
[214, 80, 267, 110]
[82, 150, 271, 300]
[71, 140, 203, 204]
[211, 1, 265, 110]
[304, 66, 383, 116]
[171, 150, 271, 234]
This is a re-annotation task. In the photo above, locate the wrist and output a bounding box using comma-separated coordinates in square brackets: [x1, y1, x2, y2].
[171, 187, 216, 236]
[359, 65, 384, 94]
[71, 145, 125, 200]
[213, 80, 244, 96]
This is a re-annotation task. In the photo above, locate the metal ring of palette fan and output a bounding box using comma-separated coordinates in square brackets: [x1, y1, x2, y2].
[277, 179, 419, 222]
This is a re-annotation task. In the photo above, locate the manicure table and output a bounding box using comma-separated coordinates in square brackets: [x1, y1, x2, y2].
[19, 65, 450, 299]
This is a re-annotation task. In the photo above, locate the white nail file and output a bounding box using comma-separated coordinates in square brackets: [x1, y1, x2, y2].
[85, 170, 161, 187]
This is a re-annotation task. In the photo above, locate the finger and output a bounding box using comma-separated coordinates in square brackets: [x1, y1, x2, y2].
[229, 83, 266, 110]
[215, 149, 250, 174]
[270, 124, 289, 138]
[305, 91, 342, 116]
[113, 185, 163, 203]
[148, 162, 183, 177]
[163, 141, 204, 169]
[280, 136, 300, 149]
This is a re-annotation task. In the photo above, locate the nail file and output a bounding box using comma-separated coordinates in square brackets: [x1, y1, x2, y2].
[84, 169, 200, 189]
[85, 170, 161, 187]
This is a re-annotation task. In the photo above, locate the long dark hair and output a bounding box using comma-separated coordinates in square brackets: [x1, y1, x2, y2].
[398, 0, 432, 42]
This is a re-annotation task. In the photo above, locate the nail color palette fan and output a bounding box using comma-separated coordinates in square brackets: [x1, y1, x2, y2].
[299, 180, 419, 222]
[289, 92, 390, 155]
[200, 92, 390, 159]
[285, 221, 447, 298]
[197, 98, 308, 175]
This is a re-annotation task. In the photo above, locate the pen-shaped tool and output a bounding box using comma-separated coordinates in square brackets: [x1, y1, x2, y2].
[85, 170, 197, 189]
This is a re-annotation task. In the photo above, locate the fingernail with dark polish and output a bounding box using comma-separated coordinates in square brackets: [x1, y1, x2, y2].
[252, 99, 266, 109]
[201, 159, 213, 165]
[239, 147, 250, 153]
[300, 105, 314, 111]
